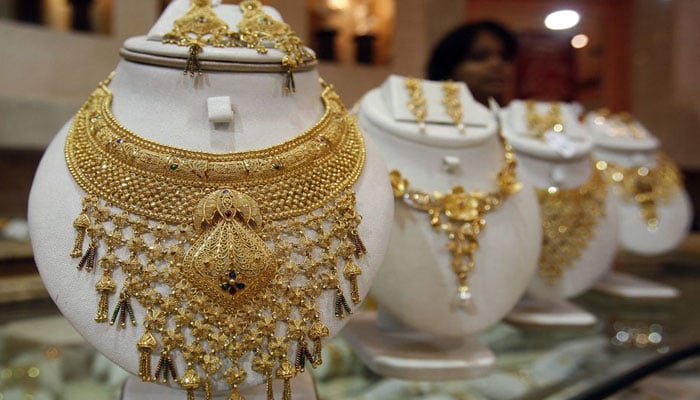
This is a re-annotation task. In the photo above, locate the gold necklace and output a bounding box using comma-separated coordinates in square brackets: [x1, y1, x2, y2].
[536, 168, 607, 283]
[595, 154, 682, 229]
[65, 75, 366, 400]
[526, 100, 564, 139]
[389, 137, 521, 312]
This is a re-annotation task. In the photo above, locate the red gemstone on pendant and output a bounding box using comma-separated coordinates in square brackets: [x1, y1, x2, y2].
[224, 210, 232, 218]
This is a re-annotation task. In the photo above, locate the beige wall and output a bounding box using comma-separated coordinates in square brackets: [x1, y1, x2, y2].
[631, 0, 700, 168]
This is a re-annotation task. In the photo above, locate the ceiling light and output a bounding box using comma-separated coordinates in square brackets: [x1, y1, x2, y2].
[544, 10, 580, 30]
[571, 34, 589, 49]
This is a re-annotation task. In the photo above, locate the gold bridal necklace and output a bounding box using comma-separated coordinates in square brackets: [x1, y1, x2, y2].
[65, 74, 367, 400]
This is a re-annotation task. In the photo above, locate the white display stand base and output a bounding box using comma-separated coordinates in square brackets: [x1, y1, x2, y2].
[505, 296, 596, 328]
[342, 310, 495, 381]
[592, 271, 680, 299]
[121, 372, 318, 400]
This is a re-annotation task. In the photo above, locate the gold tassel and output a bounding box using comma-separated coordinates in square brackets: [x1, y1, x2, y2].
[266, 374, 273, 400]
[308, 321, 329, 368]
[110, 294, 136, 328]
[285, 68, 296, 94]
[185, 44, 203, 77]
[204, 380, 212, 400]
[137, 332, 156, 381]
[155, 351, 178, 383]
[334, 288, 352, 319]
[294, 338, 313, 372]
[276, 360, 296, 400]
[350, 229, 367, 256]
[94, 273, 116, 322]
[180, 366, 202, 400]
[70, 212, 90, 257]
[227, 386, 245, 400]
[343, 261, 363, 304]
[77, 243, 97, 271]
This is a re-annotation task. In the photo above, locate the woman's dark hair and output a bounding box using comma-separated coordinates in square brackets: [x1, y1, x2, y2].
[427, 20, 518, 81]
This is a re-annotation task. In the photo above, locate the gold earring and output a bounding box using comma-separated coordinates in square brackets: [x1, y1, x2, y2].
[441, 81, 465, 133]
[404, 77, 427, 133]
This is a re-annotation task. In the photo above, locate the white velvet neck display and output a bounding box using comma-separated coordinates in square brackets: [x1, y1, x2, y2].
[27, 5, 393, 393]
[501, 102, 618, 300]
[358, 79, 541, 337]
[588, 137, 691, 254]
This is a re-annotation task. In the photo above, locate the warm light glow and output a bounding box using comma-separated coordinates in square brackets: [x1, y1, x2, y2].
[326, 0, 349, 10]
[571, 34, 589, 49]
[544, 10, 580, 30]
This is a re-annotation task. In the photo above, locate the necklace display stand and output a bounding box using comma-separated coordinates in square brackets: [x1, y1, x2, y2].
[28, 2, 393, 399]
[344, 76, 541, 379]
[584, 111, 689, 299]
[500, 100, 619, 328]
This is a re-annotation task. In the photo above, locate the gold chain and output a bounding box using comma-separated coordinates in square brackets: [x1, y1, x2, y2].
[526, 100, 564, 139]
[404, 77, 427, 132]
[65, 75, 367, 400]
[595, 153, 682, 229]
[441, 81, 465, 132]
[536, 168, 607, 283]
[389, 137, 521, 313]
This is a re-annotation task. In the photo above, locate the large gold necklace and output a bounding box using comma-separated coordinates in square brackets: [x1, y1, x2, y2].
[389, 137, 521, 313]
[536, 168, 607, 283]
[595, 154, 681, 230]
[65, 75, 366, 400]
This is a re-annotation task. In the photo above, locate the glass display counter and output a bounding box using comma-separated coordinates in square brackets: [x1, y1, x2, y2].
[1, 238, 699, 400]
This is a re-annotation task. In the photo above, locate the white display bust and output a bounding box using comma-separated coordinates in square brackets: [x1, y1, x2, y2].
[501, 100, 618, 300]
[584, 111, 692, 255]
[28, 1, 392, 398]
[358, 76, 541, 338]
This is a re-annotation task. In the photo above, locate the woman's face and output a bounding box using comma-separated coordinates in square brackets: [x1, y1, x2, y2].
[452, 31, 514, 105]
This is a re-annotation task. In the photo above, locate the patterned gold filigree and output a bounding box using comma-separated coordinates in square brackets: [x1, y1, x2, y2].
[65, 75, 367, 400]
[389, 137, 521, 313]
[536, 168, 607, 283]
[596, 154, 682, 229]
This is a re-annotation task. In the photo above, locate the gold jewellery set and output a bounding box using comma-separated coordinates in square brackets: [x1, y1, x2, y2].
[595, 155, 682, 230]
[525, 100, 609, 283]
[389, 138, 522, 312]
[162, 0, 315, 92]
[404, 78, 466, 133]
[65, 72, 367, 399]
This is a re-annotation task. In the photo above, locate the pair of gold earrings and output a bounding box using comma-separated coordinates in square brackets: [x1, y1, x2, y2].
[404, 78, 465, 133]
[163, 0, 314, 92]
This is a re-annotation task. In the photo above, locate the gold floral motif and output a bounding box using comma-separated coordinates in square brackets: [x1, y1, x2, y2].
[65, 75, 366, 400]
[536, 168, 607, 283]
[389, 137, 521, 313]
[404, 77, 427, 132]
[596, 153, 682, 229]
[441, 80, 465, 132]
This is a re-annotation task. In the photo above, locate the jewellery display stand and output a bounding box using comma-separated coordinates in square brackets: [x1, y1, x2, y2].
[342, 309, 496, 381]
[28, 1, 393, 399]
[500, 100, 619, 328]
[584, 112, 689, 299]
[347, 76, 541, 379]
